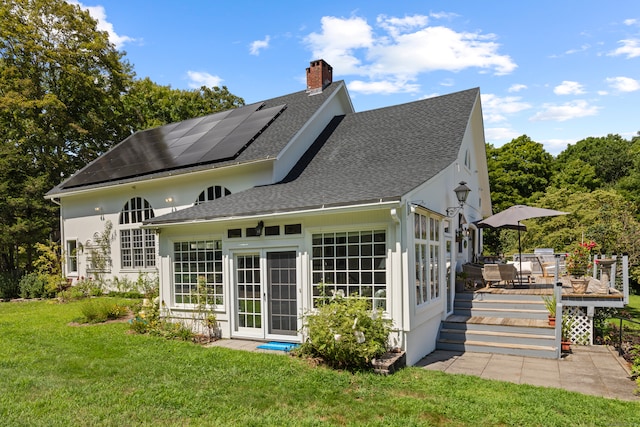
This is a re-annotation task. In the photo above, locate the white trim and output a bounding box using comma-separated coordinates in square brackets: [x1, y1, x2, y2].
[45, 158, 275, 200]
[143, 200, 401, 229]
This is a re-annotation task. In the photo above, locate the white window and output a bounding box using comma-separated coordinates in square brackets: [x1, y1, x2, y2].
[119, 197, 156, 269]
[311, 230, 387, 310]
[66, 240, 78, 274]
[173, 240, 223, 305]
[415, 212, 441, 305]
[195, 185, 231, 205]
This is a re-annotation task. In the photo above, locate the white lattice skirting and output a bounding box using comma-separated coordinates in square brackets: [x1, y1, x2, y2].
[562, 306, 591, 345]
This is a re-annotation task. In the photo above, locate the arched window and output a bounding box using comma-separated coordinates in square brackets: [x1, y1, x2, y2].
[119, 197, 155, 224]
[195, 185, 231, 205]
[119, 197, 156, 269]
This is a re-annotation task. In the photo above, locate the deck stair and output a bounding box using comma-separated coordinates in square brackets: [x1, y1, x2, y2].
[437, 290, 557, 358]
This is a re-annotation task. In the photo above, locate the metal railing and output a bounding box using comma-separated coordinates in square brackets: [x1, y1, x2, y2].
[611, 316, 640, 357]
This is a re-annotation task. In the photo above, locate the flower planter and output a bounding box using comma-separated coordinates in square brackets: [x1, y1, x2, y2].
[548, 316, 556, 326]
[569, 278, 588, 294]
[561, 341, 572, 352]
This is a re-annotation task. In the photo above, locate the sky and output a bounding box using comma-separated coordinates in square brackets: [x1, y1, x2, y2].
[73, 1, 640, 156]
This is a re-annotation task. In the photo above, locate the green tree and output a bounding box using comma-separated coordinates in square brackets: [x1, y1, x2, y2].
[0, 0, 133, 271]
[486, 135, 554, 212]
[555, 134, 633, 185]
[122, 77, 244, 131]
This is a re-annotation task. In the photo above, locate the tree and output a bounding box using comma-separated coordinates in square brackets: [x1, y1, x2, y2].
[555, 134, 633, 185]
[122, 78, 245, 131]
[486, 135, 554, 212]
[0, 0, 134, 271]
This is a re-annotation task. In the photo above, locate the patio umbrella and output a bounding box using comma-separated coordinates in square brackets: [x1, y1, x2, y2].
[477, 205, 569, 286]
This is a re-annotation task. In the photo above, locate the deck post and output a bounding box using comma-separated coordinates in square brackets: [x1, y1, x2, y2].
[554, 255, 562, 359]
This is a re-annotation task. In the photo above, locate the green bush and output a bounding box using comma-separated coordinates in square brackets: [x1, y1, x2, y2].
[18, 272, 50, 299]
[129, 297, 194, 341]
[296, 294, 393, 370]
[0, 271, 21, 300]
[78, 299, 128, 323]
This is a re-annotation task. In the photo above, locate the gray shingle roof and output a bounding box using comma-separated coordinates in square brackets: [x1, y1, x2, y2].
[146, 87, 480, 225]
[46, 81, 346, 197]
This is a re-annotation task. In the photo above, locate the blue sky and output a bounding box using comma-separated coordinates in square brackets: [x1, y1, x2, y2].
[74, 1, 639, 155]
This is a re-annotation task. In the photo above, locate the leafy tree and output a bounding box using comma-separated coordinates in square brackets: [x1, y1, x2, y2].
[122, 77, 244, 131]
[549, 159, 601, 193]
[0, 0, 134, 271]
[486, 135, 554, 212]
[555, 134, 633, 185]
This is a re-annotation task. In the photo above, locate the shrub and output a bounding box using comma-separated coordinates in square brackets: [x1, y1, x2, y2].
[0, 271, 21, 300]
[296, 294, 393, 370]
[18, 272, 50, 299]
[78, 299, 129, 323]
[129, 297, 194, 341]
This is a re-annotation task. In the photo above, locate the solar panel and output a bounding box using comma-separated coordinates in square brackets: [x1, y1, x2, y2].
[61, 102, 285, 189]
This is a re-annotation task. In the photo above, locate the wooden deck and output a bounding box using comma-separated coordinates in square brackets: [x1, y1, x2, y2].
[468, 276, 624, 301]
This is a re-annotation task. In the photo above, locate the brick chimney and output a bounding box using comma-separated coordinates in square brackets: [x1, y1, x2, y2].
[306, 59, 332, 94]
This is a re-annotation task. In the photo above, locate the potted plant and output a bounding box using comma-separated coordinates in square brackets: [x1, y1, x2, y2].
[541, 294, 556, 326]
[565, 240, 597, 293]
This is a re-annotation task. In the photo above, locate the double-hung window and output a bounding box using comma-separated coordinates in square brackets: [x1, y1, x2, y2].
[119, 197, 156, 269]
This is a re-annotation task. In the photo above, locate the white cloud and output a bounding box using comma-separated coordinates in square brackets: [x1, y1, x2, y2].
[554, 81, 585, 95]
[624, 19, 638, 26]
[564, 44, 590, 55]
[304, 16, 374, 75]
[484, 127, 520, 144]
[609, 39, 640, 58]
[508, 84, 527, 93]
[348, 79, 420, 95]
[249, 36, 270, 56]
[606, 76, 640, 92]
[69, 1, 135, 49]
[186, 71, 223, 89]
[481, 94, 531, 123]
[304, 14, 516, 95]
[530, 100, 600, 122]
[376, 14, 429, 38]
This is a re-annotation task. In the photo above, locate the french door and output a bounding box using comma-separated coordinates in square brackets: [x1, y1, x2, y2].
[233, 250, 298, 339]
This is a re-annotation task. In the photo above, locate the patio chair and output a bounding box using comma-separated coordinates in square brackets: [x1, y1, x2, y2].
[482, 264, 502, 287]
[507, 261, 533, 283]
[498, 263, 518, 287]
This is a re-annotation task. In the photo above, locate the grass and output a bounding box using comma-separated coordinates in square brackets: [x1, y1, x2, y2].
[1, 299, 639, 426]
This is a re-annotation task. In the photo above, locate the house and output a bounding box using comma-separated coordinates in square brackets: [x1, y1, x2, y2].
[46, 60, 492, 365]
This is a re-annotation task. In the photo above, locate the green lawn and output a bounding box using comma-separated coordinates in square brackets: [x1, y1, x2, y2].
[1, 299, 639, 426]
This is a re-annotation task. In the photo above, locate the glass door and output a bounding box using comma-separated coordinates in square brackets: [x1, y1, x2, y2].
[235, 254, 263, 337]
[267, 251, 298, 336]
[233, 250, 299, 339]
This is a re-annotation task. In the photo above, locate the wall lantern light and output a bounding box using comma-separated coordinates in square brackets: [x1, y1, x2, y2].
[446, 181, 471, 217]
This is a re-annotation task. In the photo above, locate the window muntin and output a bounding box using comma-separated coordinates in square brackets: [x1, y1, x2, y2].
[119, 197, 156, 269]
[195, 185, 231, 205]
[311, 230, 386, 309]
[415, 212, 441, 305]
[173, 240, 223, 305]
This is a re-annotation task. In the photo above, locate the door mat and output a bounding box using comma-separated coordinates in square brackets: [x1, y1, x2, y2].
[256, 342, 300, 352]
